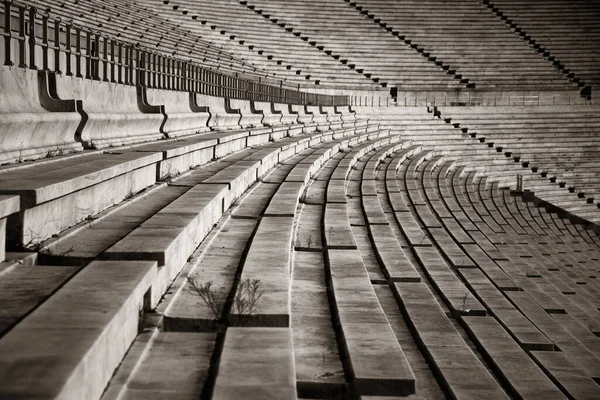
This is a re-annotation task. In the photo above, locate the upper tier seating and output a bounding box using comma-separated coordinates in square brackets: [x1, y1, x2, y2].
[237, 0, 464, 91]
[143, 0, 382, 90]
[348, 0, 579, 92]
[26, 0, 259, 77]
[490, 0, 600, 92]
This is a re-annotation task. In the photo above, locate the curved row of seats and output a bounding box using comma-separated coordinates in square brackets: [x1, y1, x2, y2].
[438, 105, 600, 221]
[353, 143, 600, 398]
[353, 105, 600, 224]
[0, 106, 369, 398]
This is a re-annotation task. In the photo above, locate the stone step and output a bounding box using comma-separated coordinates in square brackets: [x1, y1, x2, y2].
[0, 260, 156, 399]
[531, 350, 600, 399]
[116, 332, 216, 400]
[325, 202, 358, 249]
[212, 327, 297, 399]
[292, 251, 345, 398]
[369, 224, 421, 282]
[506, 290, 600, 379]
[413, 246, 486, 315]
[427, 227, 477, 268]
[164, 217, 258, 331]
[363, 195, 390, 224]
[457, 267, 554, 351]
[42, 184, 192, 265]
[264, 181, 304, 217]
[102, 184, 227, 306]
[461, 245, 518, 291]
[328, 248, 416, 396]
[0, 264, 79, 337]
[0, 151, 162, 246]
[233, 182, 280, 219]
[295, 204, 323, 252]
[392, 282, 510, 399]
[373, 285, 446, 399]
[395, 211, 432, 246]
[231, 216, 294, 327]
[462, 316, 567, 399]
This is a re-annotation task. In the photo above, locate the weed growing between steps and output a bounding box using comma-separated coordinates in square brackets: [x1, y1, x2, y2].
[186, 277, 264, 327]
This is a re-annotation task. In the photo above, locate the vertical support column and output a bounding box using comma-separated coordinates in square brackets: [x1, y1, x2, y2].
[129, 45, 134, 85]
[3, 0, 14, 66]
[116, 41, 123, 84]
[74, 25, 82, 78]
[109, 38, 116, 83]
[41, 10, 49, 71]
[53, 16, 62, 74]
[93, 31, 100, 80]
[65, 23, 73, 76]
[136, 48, 143, 87]
[101, 35, 108, 81]
[151, 52, 157, 89]
[122, 44, 129, 85]
[27, 6, 37, 70]
[84, 29, 91, 79]
[17, 3, 26, 68]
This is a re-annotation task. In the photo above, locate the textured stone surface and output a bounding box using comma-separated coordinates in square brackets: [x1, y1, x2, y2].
[329, 249, 416, 396]
[0, 67, 83, 163]
[462, 316, 566, 399]
[121, 332, 216, 400]
[232, 216, 294, 327]
[213, 327, 297, 400]
[0, 260, 156, 400]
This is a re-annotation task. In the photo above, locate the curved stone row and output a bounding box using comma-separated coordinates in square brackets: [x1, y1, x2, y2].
[0, 113, 364, 398]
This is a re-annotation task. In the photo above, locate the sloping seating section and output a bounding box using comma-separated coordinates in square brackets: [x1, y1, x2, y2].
[235, 0, 464, 91]
[0, 106, 367, 398]
[28, 0, 269, 81]
[488, 0, 600, 93]
[354, 105, 600, 224]
[2, 1, 600, 399]
[88, 131, 600, 399]
[438, 105, 600, 221]
[347, 0, 578, 92]
[22, 0, 383, 89]
[20, 0, 599, 96]
[4, 104, 597, 398]
[142, 0, 382, 90]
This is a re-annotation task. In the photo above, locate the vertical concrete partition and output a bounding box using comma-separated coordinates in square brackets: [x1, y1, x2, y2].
[54, 75, 165, 149]
[230, 98, 264, 127]
[273, 103, 299, 124]
[322, 105, 343, 122]
[306, 105, 328, 124]
[291, 104, 314, 124]
[145, 88, 211, 137]
[0, 67, 83, 163]
[252, 100, 282, 126]
[195, 94, 243, 129]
